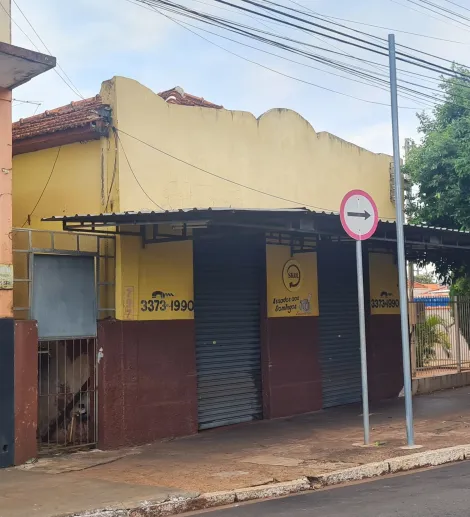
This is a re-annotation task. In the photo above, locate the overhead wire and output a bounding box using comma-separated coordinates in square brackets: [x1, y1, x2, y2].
[412, 0, 470, 24]
[286, 1, 470, 45]
[140, 0, 470, 79]
[129, 0, 442, 108]
[251, 0, 470, 72]
[4, 0, 84, 99]
[389, 0, 470, 32]
[129, 0, 470, 112]
[12, 0, 84, 99]
[135, 2, 429, 108]
[174, 15, 438, 107]
[441, 0, 470, 13]
[114, 128, 165, 210]
[136, 0, 470, 98]
[22, 146, 62, 227]
[115, 127, 354, 214]
[274, 0, 470, 70]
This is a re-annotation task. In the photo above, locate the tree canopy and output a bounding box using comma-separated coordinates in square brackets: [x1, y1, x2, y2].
[404, 66, 470, 281]
[414, 271, 435, 284]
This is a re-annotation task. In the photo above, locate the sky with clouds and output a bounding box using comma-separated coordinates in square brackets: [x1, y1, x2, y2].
[8, 0, 470, 155]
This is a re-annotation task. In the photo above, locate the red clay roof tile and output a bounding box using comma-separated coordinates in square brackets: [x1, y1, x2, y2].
[13, 95, 107, 142]
[158, 86, 223, 109]
[12, 86, 222, 145]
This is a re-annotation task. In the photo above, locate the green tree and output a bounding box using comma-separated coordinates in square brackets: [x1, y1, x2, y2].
[405, 65, 470, 283]
[414, 271, 435, 284]
[415, 315, 451, 368]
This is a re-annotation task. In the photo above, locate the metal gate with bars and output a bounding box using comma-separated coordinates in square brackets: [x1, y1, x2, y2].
[410, 296, 470, 377]
[12, 228, 115, 453]
[194, 233, 264, 430]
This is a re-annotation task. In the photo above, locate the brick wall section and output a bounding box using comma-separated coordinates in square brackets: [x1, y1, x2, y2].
[262, 317, 322, 419]
[367, 315, 404, 402]
[14, 320, 38, 465]
[97, 320, 198, 449]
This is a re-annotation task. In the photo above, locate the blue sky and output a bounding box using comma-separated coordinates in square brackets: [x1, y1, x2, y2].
[9, 0, 470, 155]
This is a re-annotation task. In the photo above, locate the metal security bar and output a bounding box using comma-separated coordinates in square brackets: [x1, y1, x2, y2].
[410, 297, 470, 377]
[38, 338, 97, 453]
[12, 228, 115, 453]
[11, 228, 116, 320]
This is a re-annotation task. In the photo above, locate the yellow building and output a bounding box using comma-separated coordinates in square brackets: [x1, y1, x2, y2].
[12, 76, 409, 452]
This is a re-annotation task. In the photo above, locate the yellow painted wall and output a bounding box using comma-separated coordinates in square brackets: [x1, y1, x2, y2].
[266, 244, 319, 317]
[116, 235, 194, 321]
[101, 76, 395, 220]
[0, 0, 11, 43]
[12, 140, 103, 230]
[369, 252, 400, 315]
[12, 140, 115, 319]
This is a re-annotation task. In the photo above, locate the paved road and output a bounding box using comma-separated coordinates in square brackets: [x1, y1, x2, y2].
[197, 461, 470, 516]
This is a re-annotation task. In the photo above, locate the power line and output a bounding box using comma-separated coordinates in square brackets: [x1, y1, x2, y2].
[114, 128, 165, 210]
[131, 0, 470, 111]
[287, 1, 470, 45]
[4, 1, 84, 99]
[389, 0, 463, 28]
[442, 0, 470, 13]
[278, 0, 470, 69]
[128, 0, 439, 107]
[174, 15, 436, 108]
[414, 0, 470, 24]
[22, 146, 61, 227]
[390, 0, 470, 32]
[143, 0, 470, 79]
[115, 127, 396, 217]
[105, 132, 118, 212]
[159, 8, 427, 108]
[250, 0, 470, 72]
[12, 0, 84, 99]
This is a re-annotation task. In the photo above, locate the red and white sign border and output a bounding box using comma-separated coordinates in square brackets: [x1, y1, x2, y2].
[340, 189, 379, 241]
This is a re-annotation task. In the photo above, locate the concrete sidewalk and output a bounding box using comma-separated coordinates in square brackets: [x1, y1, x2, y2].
[3, 388, 470, 516]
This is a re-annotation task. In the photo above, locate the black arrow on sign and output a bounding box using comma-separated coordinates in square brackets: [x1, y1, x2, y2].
[347, 210, 371, 220]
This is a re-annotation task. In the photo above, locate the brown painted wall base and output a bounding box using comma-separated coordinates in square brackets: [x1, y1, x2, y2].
[98, 319, 198, 449]
[14, 320, 38, 465]
[367, 315, 403, 402]
[263, 317, 322, 419]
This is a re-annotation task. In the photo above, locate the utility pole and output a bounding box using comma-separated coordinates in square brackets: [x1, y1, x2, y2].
[388, 34, 416, 448]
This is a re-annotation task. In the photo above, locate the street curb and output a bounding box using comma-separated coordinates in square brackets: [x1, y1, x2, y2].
[61, 445, 470, 517]
[311, 444, 470, 488]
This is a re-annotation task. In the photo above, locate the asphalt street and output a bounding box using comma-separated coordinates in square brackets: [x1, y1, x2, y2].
[195, 461, 470, 516]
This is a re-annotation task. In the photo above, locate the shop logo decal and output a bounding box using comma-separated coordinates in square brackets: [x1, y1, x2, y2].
[380, 291, 393, 297]
[152, 290, 175, 299]
[298, 293, 312, 314]
[282, 259, 302, 292]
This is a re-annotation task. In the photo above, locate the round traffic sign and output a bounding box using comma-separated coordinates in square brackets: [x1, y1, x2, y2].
[340, 189, 378, 241]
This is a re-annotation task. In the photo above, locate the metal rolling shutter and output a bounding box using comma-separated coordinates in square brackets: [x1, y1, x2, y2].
[194, 234, 264, 430]
[318, 241, 362, 407]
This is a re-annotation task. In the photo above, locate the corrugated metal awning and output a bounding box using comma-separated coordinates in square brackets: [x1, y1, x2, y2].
[41, 207, 470, 250]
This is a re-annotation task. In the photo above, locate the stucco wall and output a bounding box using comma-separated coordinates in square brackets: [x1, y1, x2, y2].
[116, 236, 194, 321]
[102, 76, 395, 219]
[12, 140, 103, 230]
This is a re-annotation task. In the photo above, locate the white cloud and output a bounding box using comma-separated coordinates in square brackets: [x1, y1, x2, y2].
[7, 0, 467, 153]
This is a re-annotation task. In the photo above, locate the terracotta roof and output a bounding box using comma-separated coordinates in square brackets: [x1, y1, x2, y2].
[12, 86, 221, 154]
[13, 95, 108, 142]
[158, 86, 223, 109]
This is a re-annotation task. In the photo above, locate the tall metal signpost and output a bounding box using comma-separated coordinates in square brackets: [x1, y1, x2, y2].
[340, 189, 379, 445]
[388, 33, 416, 447]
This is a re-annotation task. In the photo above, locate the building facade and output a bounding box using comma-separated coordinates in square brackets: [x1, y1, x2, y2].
[0, 1, 55, 467]
[11, 76, 405, 455]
